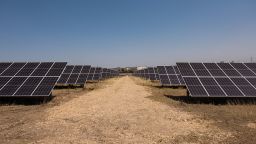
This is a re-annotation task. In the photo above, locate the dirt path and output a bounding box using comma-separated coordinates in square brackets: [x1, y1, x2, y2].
[0, 76, 232, 144]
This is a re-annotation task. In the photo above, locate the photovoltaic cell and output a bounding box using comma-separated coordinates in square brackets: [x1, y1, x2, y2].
[16, 69, 35, 76]
[87, 74, 94, 81]
[208, 69, 226, 77]
[247, 78, 256, 86]
[76, 74, 88, 84]
[221, 86, 243, 96]
[1, 68, 23, 76]
[63, 66, 74, 73]
[199, 77, 218, 86]
[15, 85, 38, 96]
[0, 63, 12, 69]
[157, 66, 166, 74]
[37, 62, 53, 69]
[183, 77, 201, 85]
[176, 63, 196, 76]
[86, 67, 96, 81]
[204, 86, 225, 96]
[51, 62, 67, 69]
[33, 85, 55, 96]
[31, 68, 49, 76]
[67, 74, 79, 84]
[194, 69, 211, 76]
[57, 74, 70, 84]
[159, 75, 170, 85]
[23, 77, 43, 86]
[165, 66, 175, 74]
[187, 86, 208, 96]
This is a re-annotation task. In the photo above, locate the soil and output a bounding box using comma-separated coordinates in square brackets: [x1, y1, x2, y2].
[0, 76, 253, 143]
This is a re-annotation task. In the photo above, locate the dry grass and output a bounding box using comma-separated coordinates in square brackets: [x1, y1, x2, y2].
[51, 78, 117, 106]
[132, 76, 256, 144]
[1, 76, 256, 143]
[0, 78, 121, 144]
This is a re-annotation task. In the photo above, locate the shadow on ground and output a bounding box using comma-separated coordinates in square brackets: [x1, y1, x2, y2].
[165, 95, 256, 105]
[0, 96, 54, 105]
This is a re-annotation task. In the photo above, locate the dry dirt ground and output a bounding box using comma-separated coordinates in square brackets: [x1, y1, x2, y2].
[0, 76, 255, 143]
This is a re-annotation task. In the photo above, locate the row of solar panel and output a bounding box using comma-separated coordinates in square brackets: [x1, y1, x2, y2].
[184, 77, 256, 97]
[57, 65, 92, 85]
[0, 62, 66, 76]
[57, 66, 119, 85]
[133, 63, 256, 97]
[133, 67, 159, 81]
[0, 62, 119, 97]
[177, 63, 256, 97]
[133, 66, 185, 86]
[177, 63, 256, 77]
[102, 68, 119, 79]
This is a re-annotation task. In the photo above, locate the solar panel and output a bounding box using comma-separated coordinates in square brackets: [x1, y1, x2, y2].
[144, 69, 150, 79]
[93, 67, 103, 81]
[147, 67, 157, 80]
[57, 65, 91, 85]
[101, 68, 108, 79]
[101, 68, 118, 79]
[156, 66, 185, 86]
[86, 67, 96, 81]
[177, 62, 256, 97]
[109, 69, 119, 77]
[133, 67, 158, 81]
[153, 67, 160, 80]
[0, 62, 67, 97]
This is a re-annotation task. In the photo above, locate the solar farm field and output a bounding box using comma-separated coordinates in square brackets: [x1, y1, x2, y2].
[1, 0, 256, 143]
[0, 76, 256, 143]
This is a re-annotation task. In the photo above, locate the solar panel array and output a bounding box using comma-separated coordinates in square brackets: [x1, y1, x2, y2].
[102, 68, 110, 79]
[143, 67, 158, 80]
[110, 69, 120, 77]
[0, 62, 67, 97]
[57, 65, 91, 85]
[133, 66, 184, 86]
[86, 67, 119, 81]
[177, 63, 256, 97]
[133, 67, 159, 81]
[153, 67, 160, 80]
[86, 67, 96, 81]
[86, 67, 102, 81]
[93, 67, 103, 81]
[133, 69, 144, 78]
[148, 67, 159, 80]
[157, 66, 185, 86]
[102, 68, 119, 79]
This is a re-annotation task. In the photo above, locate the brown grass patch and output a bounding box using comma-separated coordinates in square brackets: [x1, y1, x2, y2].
[132, 76, 256, 144]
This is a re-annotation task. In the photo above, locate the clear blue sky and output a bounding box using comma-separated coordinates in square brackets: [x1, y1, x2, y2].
[0, 0, 255, 67]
